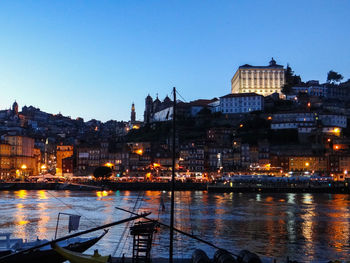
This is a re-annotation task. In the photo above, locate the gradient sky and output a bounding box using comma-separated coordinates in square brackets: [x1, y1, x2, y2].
[0, 1, 349, 122]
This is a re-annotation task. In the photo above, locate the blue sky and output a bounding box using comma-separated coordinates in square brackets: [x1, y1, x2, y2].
[0, 0, 349, 121]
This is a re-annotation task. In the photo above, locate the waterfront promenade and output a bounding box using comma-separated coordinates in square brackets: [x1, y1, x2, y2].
[1, 180, 350, 193]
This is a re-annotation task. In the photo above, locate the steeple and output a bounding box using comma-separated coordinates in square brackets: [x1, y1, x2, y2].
[12, 100, 19, 115]
[131, 102, 136, 122]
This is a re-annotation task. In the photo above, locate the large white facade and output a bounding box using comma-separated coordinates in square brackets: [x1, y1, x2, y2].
[231, 58, 285, 97]
[219, 93, 264, 114]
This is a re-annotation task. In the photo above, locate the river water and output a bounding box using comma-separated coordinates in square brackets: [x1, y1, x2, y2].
[0, 190, 349, 262]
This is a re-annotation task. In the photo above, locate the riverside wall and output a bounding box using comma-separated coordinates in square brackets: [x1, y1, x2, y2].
[0, 181, 350, 193]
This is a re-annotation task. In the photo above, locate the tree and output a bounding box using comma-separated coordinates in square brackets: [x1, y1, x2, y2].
[281, 65, 302, 95]
[93, 166, 112, 179]
[327, 70, 343, 84]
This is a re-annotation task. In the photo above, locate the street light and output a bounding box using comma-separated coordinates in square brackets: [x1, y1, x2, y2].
[21, 164, 27, 180]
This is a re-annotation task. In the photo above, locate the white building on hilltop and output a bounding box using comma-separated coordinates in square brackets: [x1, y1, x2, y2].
[219, 93, 264, 114]
[231, 58, 285, 97]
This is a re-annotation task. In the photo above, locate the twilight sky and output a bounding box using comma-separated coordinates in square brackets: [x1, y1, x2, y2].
[0, 0, 349, 122]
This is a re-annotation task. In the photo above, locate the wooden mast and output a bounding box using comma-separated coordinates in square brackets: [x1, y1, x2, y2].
[169, 87, 176, 263]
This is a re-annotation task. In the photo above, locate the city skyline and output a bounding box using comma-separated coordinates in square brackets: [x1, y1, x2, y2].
[0, 0, 349, 121]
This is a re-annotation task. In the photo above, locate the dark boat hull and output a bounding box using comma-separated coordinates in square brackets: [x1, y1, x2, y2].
[3, 233, 105, 263]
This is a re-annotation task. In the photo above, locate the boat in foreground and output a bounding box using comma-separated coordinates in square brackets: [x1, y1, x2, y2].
[0, 231, 107, 263]
[52, 243, 111, 263]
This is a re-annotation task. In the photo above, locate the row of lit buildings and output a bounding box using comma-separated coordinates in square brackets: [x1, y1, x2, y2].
[0, 135, 76, 179]
[0, 135, 41, 179]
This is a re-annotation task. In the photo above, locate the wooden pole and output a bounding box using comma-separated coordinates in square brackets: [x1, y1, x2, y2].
[170, 86, 176, 263]
[54, 212, 61, 239]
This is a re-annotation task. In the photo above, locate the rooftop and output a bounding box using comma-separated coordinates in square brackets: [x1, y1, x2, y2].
[220, 93, 263, 99]
[238, 58, 284, 69]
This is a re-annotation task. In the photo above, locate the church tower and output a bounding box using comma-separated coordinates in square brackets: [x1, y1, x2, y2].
[12, 101, 19, 115]
[131, 103, 136, 123]
[144, 95, 153, 123]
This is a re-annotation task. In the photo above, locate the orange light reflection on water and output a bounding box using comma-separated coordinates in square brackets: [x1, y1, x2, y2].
[326, 195, 350, 251]
[300, 193, 316, 259]
[96, 191, 109, 197]
[15, 190, 27, 199]
[37, 199, 50, 239]
[37, 190, 48, 199]
[17, 220, 29, 225]
[14, 201, 27, 240]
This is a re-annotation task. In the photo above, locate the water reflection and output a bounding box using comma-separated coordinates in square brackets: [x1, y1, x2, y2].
[287, 193, 296, 204]
[15, 189, 27, 199]
[0, 191, 349, 261]
[37, 199, 50, 239]
[37, 190, 48, 199]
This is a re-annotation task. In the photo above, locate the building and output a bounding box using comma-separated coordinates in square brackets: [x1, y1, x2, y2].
[4, 135, 37, 178]
[62, 157, 74, 174]
[146, 95, 217, 122]
[144, 95, 173, 124]
[0, 143, 11, 179]
[271, 112, 347, 135]
[219, 93, 264, 114]
[289, 156, 327, 172]
[12, 101, 19, 115]
[56, 145, 73, 175]
[290, 85, 328, 97]
[179, 142, 205, 173]
[231, 58, 285, 97]
[131, 103, 136, 123]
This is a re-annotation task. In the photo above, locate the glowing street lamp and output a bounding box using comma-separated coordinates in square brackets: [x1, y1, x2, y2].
[331, 127, 341, 136]
[105, 162, 113, 168]
[20, 164, 27, 180]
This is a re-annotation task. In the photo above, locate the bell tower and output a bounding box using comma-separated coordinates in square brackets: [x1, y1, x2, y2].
[12, 101, 19, 115]
[131, 103, 136, 123]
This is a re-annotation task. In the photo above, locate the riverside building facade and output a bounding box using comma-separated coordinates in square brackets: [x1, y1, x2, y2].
[231, 58, 285, 97]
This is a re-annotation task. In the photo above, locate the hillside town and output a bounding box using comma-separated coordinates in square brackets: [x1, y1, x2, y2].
[1, 58, 350, 182]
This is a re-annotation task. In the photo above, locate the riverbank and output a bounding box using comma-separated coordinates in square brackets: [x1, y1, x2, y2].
[207, 181, 350, 193]
[0, 182, 104, 191]
[0, 182, 207, 191]
[1, 181, 350, 193]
